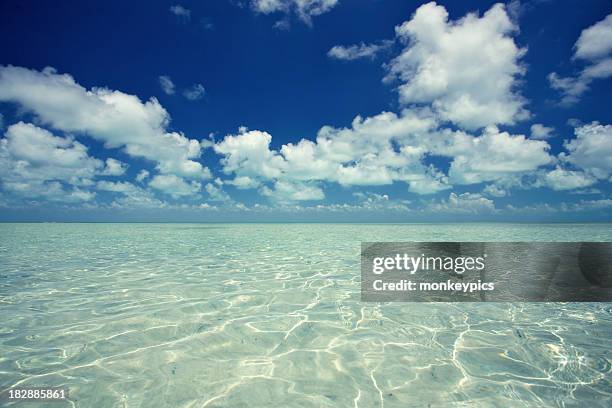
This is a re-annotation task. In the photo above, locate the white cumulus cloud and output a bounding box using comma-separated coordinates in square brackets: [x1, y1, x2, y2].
[158, 75, 175, 95]
[205, 182, 232, 202]
[260, 180, 324, 202]
[96, 180, 139, 193]
[428, 192, 495, 214]
[0, 66, 211, 180]
[549, 14, 612, 105]
[183, 83, 205, 100]
[544, 167, 597, 191]
[562, 122, 612, 180]
[574, 14, 612, 60]
[328, 40, 393, 61]
[136, 169, 150, 183]
[0, 122, 102, 201]
[149, 174, 201, 198]
[250, 0, 338, 25]
[214, 111, 450, 199]
[530, 123, 554, 140]
[101, 158, 128, 176]
[170, 5, 191, 21]
[386, 2, 528, 130]
[439, 126, 553, 185]
[225, 176, 261, 189]
[214, 107, 557, 201]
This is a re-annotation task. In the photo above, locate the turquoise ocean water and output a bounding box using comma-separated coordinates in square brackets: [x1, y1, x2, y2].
[0, 223, 611, 407]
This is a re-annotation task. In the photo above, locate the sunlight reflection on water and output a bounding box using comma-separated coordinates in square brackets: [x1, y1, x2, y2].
[0, 223, 610, 407]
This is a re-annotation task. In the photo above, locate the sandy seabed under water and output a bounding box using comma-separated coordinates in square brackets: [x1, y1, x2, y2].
[0, 223, 610, 407]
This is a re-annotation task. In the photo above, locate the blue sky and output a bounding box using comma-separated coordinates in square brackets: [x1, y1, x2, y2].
[0, 0, 611, 222]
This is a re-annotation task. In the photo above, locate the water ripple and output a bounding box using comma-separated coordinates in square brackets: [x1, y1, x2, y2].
[0, 223, 610, 407]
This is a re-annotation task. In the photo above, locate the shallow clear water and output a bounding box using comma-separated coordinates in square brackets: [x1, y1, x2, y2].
[0, 223, 611, 407]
